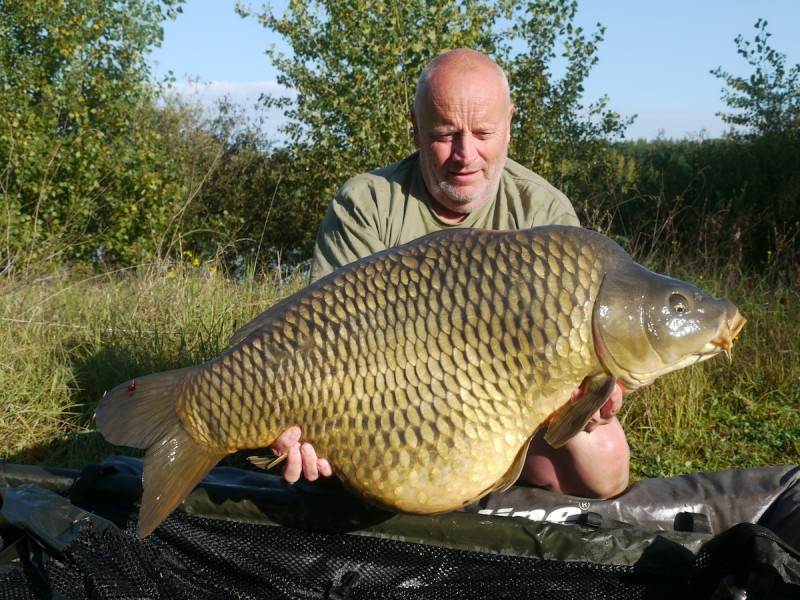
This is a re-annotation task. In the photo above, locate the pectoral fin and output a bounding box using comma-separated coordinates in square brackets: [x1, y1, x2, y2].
[543, 375, 616, 449]
[247, 453, 287, 470]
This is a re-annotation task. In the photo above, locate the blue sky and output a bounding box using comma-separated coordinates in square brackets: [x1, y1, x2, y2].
[148, 1, 800, 141]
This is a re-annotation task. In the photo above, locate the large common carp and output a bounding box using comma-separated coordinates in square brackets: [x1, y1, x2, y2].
[96, 226, 745, 537]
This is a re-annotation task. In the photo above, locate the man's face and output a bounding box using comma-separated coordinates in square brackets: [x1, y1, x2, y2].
[412, 68, 513, 216]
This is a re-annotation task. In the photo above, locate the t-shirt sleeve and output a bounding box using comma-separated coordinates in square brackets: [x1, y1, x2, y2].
[309, 182, 388, 283]
[543, 192, 580, 226]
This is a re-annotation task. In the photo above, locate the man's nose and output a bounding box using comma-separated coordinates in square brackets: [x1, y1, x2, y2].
[452, 133, 476, 162]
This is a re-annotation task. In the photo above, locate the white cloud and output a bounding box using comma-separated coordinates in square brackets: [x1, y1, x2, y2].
[159, 80, 295, 143]
[165, 80, 294, 106]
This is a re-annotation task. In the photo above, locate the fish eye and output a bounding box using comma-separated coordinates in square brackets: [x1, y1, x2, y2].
[670, 293, 688, 315]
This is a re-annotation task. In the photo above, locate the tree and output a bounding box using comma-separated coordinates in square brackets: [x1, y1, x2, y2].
[711, 19, 800, 137]
[237, 0, 500, 254]
[497, 0, 633, 194]
[186, 97, 314, 271]
[240, 0, 630, 254]
[0, 0, 188, 272]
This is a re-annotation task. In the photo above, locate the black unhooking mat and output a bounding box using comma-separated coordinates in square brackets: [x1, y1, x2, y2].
[1, 460, 799, 599]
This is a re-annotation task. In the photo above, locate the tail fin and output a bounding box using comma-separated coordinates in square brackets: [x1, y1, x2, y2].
[96, 368, 227, 537]
[138, 425, 225, 537]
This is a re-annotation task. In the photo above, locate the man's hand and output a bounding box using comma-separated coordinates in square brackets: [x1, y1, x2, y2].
[569, 381, 625, 433]
[270, 426, 333, 483]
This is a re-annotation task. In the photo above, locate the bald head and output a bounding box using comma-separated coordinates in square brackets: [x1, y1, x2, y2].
[413, 49, 511, 115]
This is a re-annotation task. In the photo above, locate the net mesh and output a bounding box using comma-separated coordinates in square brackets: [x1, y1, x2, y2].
[21, 508, 694, 600]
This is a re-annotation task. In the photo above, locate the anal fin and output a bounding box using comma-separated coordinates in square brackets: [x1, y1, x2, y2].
[543, 375, 616, 449]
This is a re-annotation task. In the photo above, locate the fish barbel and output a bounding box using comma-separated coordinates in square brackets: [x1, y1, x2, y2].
[96, 225, 745, 537]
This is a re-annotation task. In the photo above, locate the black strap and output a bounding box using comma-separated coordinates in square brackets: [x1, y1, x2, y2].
[68, 463, 119, 503]
[674, 511, 712, 534]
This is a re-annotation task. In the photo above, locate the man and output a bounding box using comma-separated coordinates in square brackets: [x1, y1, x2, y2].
[271, 48, 630, 500]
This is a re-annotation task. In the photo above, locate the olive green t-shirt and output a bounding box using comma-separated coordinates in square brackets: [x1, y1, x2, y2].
[310, 151, 579, 282]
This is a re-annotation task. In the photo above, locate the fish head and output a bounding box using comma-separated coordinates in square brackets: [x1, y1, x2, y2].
[592, 262, 746, 391]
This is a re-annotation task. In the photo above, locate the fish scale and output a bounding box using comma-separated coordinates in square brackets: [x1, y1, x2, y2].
[96, 225, 745, 537]
[186, 228, 598, 510]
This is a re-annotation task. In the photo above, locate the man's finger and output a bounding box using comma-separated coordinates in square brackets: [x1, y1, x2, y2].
[318, 459, 333, 478]
[301, 443, 319, 481]
[271, 425, 302, 455]
[599, 384, 624, 420]
[283, 443, 302, 484]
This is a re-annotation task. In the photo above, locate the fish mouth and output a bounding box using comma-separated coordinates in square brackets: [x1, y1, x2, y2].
[710, 311, 747, 361]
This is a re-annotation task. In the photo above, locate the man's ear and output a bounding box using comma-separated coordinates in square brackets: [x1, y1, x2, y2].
[411, 109, 421, 149]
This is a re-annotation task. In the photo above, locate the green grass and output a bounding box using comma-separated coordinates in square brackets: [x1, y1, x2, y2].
[1, 259, 798, 482]
[0, 261, 304, 468]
